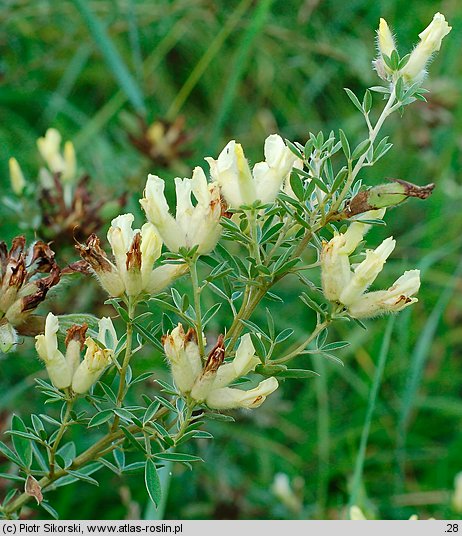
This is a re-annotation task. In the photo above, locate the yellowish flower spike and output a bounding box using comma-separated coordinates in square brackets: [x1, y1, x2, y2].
[140, 168, 223, 255]
[206, 134, 299, 208]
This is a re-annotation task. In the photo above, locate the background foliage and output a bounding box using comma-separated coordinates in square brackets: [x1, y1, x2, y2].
[0, 0, 461, 520]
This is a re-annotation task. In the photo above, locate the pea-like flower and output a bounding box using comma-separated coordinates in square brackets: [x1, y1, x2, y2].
[76, 213, 188, 299]
[140, 168, 223, 255]
[0, 237, 60, 352]
[163, 327, 279, 410]
[321, 211, 420, 318]
[205, 134, 299, 208]
[35, 312, 116, 393]
[401, 13, 452, 83]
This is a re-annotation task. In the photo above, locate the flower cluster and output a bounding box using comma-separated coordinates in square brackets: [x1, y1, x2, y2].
[35, 313, 116, 394]
[375, 12, 451, 84]
[76, 214, 188, 300]
[206, 134, 300, 208]
[163, 325, 278, 410]
[0, 237, 60, 352]
[321, 211, 420, 318]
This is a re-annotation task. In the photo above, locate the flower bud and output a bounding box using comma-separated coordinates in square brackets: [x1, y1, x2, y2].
[35, 313, 72, 389]
[8, 158, 26, 196]
[377, 18, 396, 59]
[0, 321, 18, 353]
[71, 337, 112, 394]
[401, 13, 452, 83]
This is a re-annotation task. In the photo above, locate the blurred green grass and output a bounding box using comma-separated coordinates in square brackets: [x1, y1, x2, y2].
[1, 0, 462, 520]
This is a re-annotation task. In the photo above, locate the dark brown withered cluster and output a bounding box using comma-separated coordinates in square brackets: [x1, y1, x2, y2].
[128, 116, 192, 168]
[0, 237, 60, 336]
[39, 174, 125, 249]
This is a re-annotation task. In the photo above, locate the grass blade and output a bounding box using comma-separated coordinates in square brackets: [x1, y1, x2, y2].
[72, 0, 145, 114]
[349, 316, 395, 510]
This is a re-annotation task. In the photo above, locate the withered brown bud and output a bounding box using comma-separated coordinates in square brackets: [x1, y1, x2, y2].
[126, 232, 142, 272]
[21, 266, 60, 313]
[65, 323, 88, 350]
[128, 116, 192, 168]
[75, 234, 113, 273]
[39, 174, 125, 249]
[203, 334, 225, 374]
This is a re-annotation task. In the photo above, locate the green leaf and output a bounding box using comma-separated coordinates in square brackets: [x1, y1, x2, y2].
[88, 410, 114, 428]
[11, 415, 32, 469]
[143, 401, 161, 425]
[201, 303, 222, 327]
[344, 88, 362, 112]
[145, 459, 162, 507]
[362, 89, 372, 114]
[289, 171, 305, 201]
[66, 470, 99, 486]
[339, 129, 350, 159]
[352, 139, 371, 161]
[120, 426, 146, 453]
[275, 328, 294, 344]
[153, 452, 203, 463]
[155, 396, 177, 413]
[0, 442, 21, 466]
[40, 501, 59, 520]
[0, 473, 25, 482]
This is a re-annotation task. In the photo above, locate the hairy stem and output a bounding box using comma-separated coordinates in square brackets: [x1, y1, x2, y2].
[189, 257, 205, 358]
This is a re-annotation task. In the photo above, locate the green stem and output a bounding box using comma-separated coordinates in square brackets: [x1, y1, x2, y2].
[189, 257, 205, 358]
[330, 86, 397, 214]
[48, 397, 75, 478]
[272, 320, 330, 364]
[174, 402, 195, 444]
[111, 299, 136, 432]
[3, 407, 170, 519]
